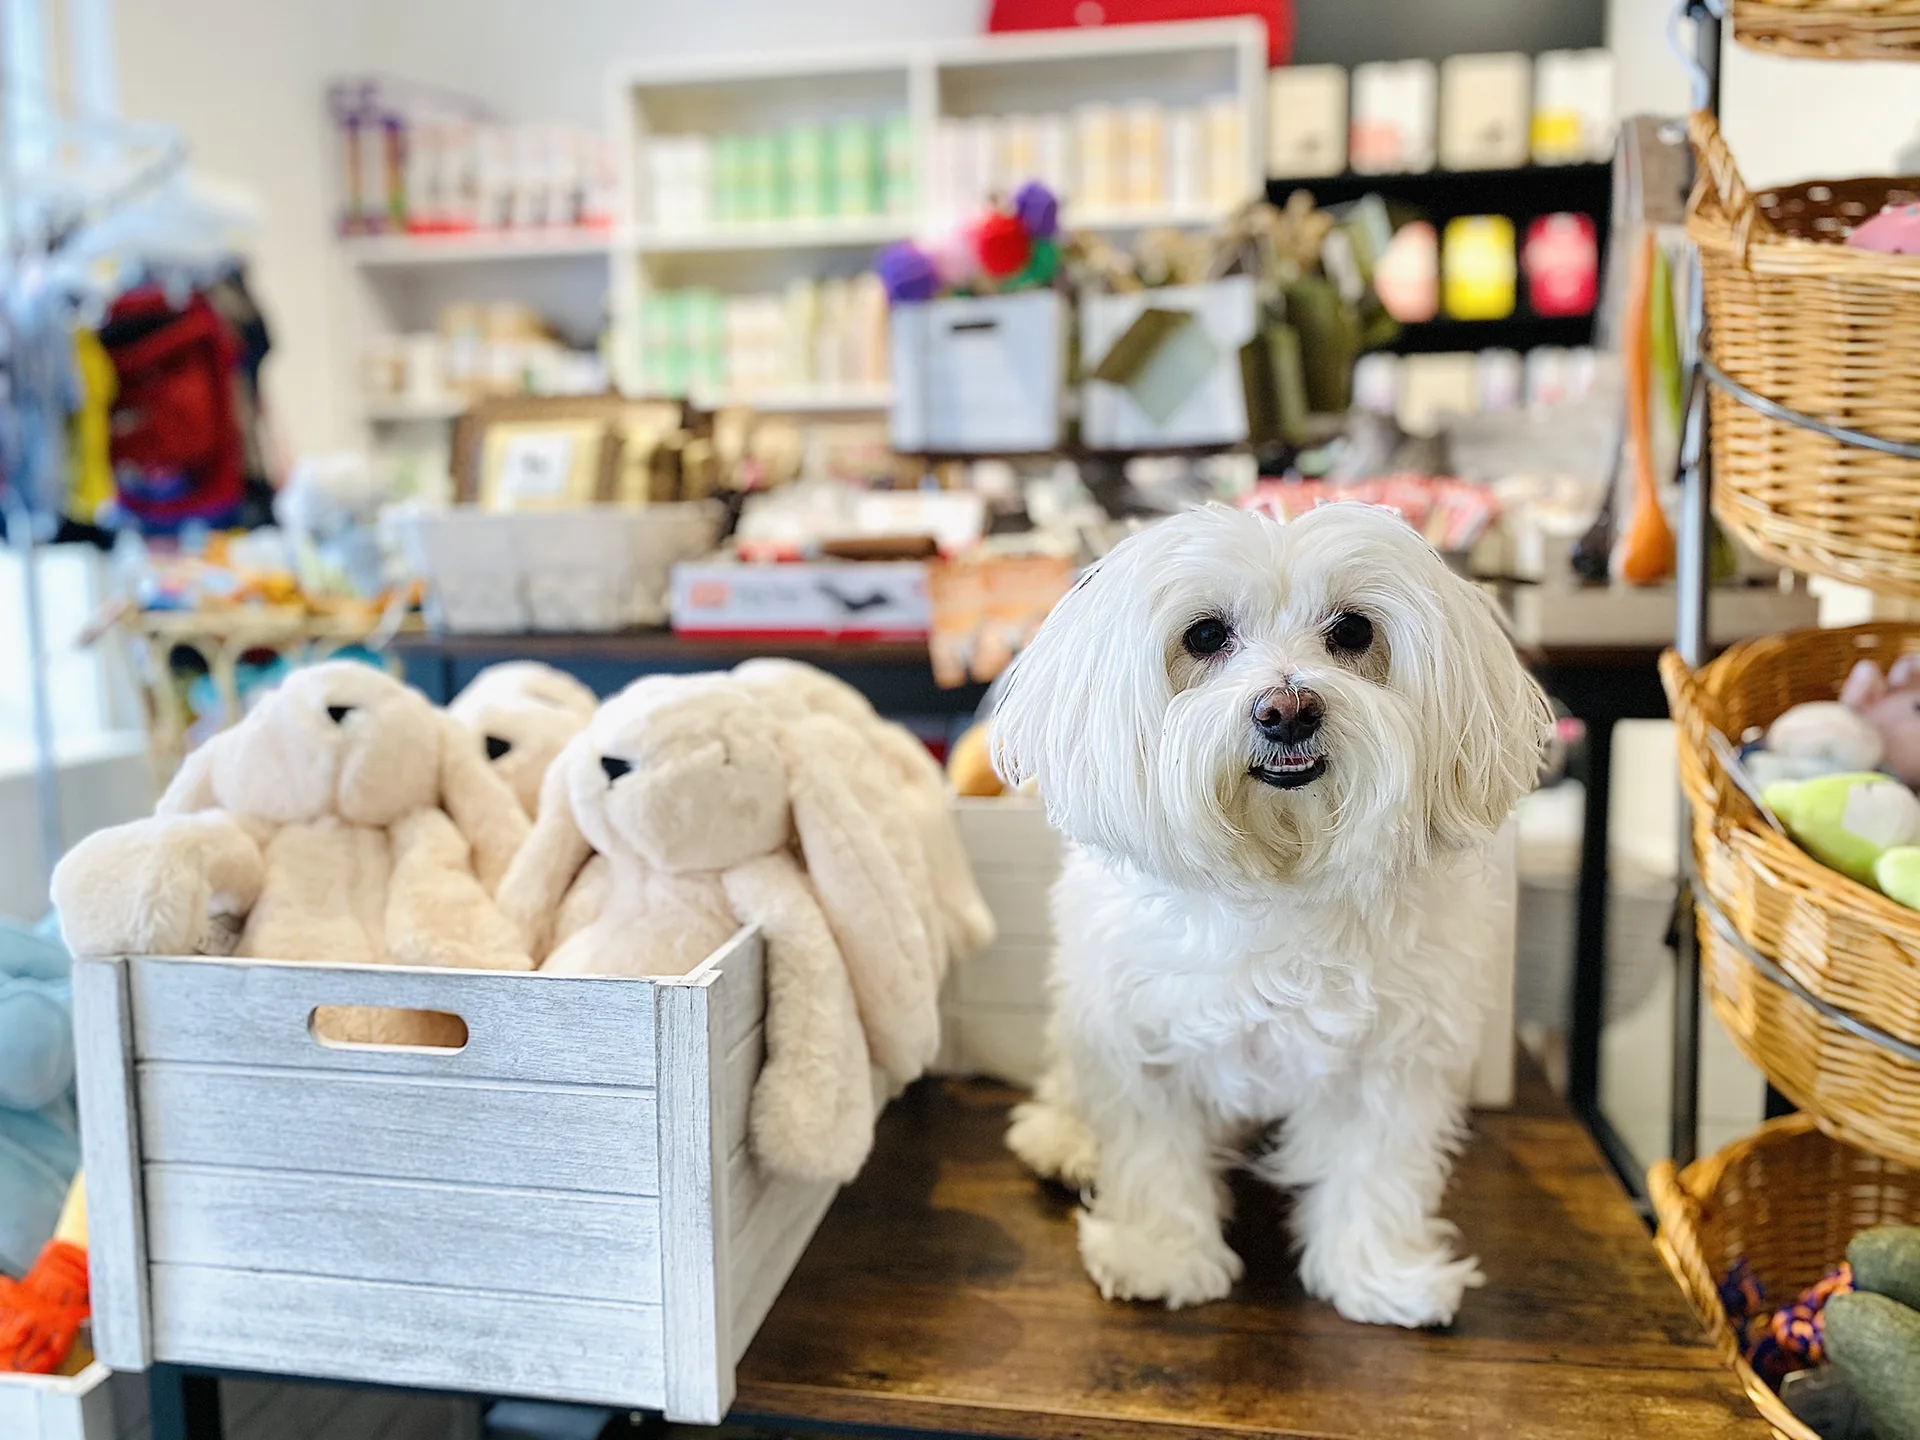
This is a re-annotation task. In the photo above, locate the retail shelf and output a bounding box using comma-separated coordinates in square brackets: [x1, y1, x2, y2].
[627, 217, 911, 256]
[342, 229, 614, 266]
[363, 396, 468, 422]
[695, 385, 894, 413]
[1266, 161, 1614, 220]
[1376, 312, 1596, 355]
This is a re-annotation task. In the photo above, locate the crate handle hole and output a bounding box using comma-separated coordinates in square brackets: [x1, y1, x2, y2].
[308, 1006, 470, 1053]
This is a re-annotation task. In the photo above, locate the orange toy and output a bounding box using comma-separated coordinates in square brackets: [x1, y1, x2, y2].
[0, 1173, 88, 1375]
[1614, 228, 1676, 585]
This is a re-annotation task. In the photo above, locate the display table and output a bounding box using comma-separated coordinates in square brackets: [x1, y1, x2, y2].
[149, 1062, 1763, 1440]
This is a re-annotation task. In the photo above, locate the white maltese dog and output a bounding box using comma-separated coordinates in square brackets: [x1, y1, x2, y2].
[996, 503, 1550, 1327]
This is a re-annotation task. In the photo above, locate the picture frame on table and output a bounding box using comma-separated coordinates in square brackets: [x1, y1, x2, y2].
[449, 395, 694, 508]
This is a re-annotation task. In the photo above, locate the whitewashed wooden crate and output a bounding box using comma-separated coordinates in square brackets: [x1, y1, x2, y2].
[0, 1363, 118, 1440]
[70, 928, 835, 1424]
[937, 796, 1520, 1107]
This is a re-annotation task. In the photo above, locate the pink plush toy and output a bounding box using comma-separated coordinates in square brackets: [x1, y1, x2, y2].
[1841, 656, 1920, 786]
[1847, 203, 1920, 254]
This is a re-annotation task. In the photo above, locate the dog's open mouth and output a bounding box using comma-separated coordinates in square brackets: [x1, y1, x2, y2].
[1250, 754, 1327, 790]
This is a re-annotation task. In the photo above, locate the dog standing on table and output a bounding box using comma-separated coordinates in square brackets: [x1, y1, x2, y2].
[997, 503, 1550, 1327]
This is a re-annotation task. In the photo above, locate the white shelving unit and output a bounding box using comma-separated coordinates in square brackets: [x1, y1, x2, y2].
[340, 20, 1266, 440]
[606, 19, 1267, 404]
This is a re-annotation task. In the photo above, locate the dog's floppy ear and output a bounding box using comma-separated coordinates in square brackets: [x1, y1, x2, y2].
[495, 732, 595, 960]
[156, 728, 236, 816]
[436, 713, 530, 893]
[779, 712, 940, 1086]
[1424, 574, 1553, 852]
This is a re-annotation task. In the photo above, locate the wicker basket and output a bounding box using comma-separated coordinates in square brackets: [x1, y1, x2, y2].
[1662, 622, 1920, 1169]
[1650, 1116, 1920, 1440]
[1733, 0, 1920, 58]
[1688, 110, 1920, 597]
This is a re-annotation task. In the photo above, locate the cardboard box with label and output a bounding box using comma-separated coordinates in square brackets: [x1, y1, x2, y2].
[670, 560, 931, 639]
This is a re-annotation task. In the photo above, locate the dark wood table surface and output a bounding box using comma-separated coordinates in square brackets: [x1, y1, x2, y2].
[735, 1065, 1768, 1440]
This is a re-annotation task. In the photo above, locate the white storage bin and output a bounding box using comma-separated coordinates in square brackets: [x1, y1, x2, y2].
[1080, 277, 1258, 451]
[889, 291, 1065, 455]
[71, 929, 840, 1423]
[0, 1363, 118, 1440]
[394, 503, 721, 635]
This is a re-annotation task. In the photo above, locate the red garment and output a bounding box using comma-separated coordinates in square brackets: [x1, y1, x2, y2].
[987, 0, 1293, 65]
[102, 289, 245, 530]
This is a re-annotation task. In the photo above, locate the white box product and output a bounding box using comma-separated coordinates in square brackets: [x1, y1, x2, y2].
[671, 560, 930, 639]
[890, 291, 1064, 454]
[1532, 49, 1617, 164]
[1268, 65, 1348, 178]
[1080, 276, 1258, 450]
[394, 503, 720, 634]
[1439, 53, 1533, 171]
[1350, 61, 1437, 174]
[0, 1364, 119, 1440]
[73, 930, 836, 1424]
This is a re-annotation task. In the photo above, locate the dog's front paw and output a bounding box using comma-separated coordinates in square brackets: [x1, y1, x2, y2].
[1007, 1097, 1099, 1190]
[1300, 1235, 1485, 1328]
[1076, 1212, 1243, 1309]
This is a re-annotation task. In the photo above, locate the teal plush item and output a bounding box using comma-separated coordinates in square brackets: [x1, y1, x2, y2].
[0, 916, 79, 1280]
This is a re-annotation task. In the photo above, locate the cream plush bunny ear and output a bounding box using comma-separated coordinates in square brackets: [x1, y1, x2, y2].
[494, 732, 596, 961]
[779, 712, 940, 1086]
[155, 729, 237, 816]
[435, 713, 530, 893]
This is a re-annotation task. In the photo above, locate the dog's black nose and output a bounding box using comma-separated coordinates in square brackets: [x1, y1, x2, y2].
[485, 735, 513, 761]
[600, 755, 633, 784]
[326, 705, 355, 724]
[1252, 688, 1324, 744]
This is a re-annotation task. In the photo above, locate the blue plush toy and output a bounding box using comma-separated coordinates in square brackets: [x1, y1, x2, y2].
[0, 917, 79, 1281]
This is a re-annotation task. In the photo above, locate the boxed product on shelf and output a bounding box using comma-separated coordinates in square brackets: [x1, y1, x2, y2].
[646, 114, 908, 231]
[670, 559, 931, 639]
[1081, 276, 1261, 450]
[889, 289, 1066, 454]
[638, 277, 888, 402]
[1267, 64, 1347, 178]
[1350, 60, 1437, 174]
[329, 75, 612, 235]
[1532, 49, 1616, 164]
[1439, 53, 1533, 171]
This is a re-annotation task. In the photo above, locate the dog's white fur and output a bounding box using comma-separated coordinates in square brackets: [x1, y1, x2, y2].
[994, 504, 1549, 1327]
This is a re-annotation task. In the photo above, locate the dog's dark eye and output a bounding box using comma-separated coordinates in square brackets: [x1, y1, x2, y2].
[1182, 617, 1232, 658]
[1325, 612, 1374, 655]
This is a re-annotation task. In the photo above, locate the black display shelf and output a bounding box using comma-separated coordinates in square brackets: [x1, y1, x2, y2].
[1379, 312, 1595, 355]
[1266, 161, 1613, 222]
[1267, 161, 1612, 354]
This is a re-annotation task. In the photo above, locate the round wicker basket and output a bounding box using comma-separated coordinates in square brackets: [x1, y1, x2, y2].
[1663, 622, 1920, 1169]
[1732, 0, 1920, 59]
[1650, 1116, 1920, 1440]
[1688, 111, 1920, 598]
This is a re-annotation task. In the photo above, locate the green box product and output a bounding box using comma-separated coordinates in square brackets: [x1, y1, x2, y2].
[830, 118, 878, 218]
[881, 113, 914, 217]
[689, 288, 727, 393]
[743, 132, 782, 222]
[711, 134, 743, 224]
[785, 123, 829, 221]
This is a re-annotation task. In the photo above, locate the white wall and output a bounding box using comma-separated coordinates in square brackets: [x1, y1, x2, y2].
[1609, 0, 1920, 182]
[110, 0, 984, 462]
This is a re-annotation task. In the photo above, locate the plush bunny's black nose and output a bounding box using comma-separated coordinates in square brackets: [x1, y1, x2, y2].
[485, 735, 513, 761]
[600, 756, 633, 784]
[326, 705, 355, 724]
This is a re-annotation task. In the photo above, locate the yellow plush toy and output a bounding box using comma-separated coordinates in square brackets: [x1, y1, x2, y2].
[1765, 771, 1920, 907]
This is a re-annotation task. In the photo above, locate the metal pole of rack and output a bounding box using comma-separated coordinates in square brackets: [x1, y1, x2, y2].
[1670, 0, 1722, 1170]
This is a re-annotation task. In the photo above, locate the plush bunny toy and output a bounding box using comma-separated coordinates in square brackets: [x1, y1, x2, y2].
[731, 658, 996, 970]
[448, 661, 598, 818]
[1842, 657, 1920, 788]
[52, 662, 531, 976]
[496, 671, 940, 1182]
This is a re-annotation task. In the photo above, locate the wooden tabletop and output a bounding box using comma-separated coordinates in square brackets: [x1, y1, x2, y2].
[734, 1067, 1769, 1440]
